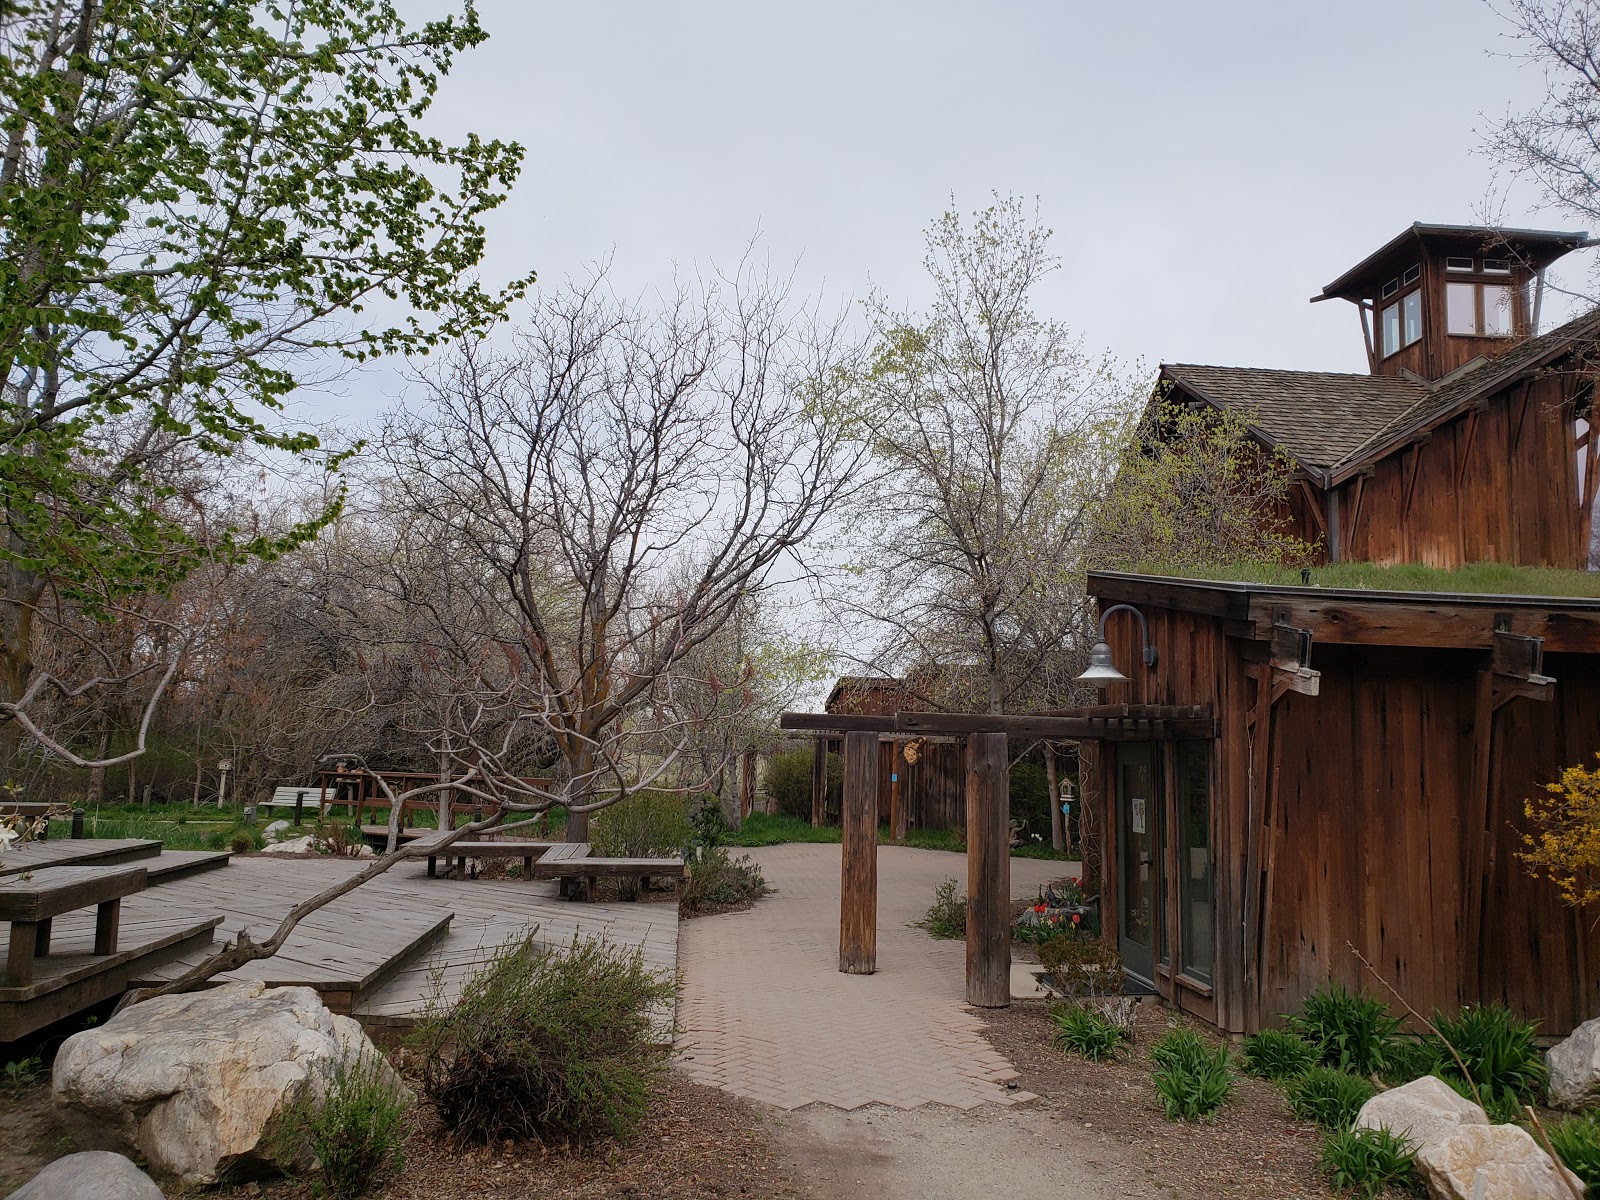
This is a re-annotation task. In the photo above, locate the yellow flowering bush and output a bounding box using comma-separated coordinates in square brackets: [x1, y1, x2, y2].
[1522, 753, 1600, 908]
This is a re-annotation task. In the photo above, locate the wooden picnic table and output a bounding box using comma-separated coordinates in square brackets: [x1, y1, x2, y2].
[0, 865, 148, 986]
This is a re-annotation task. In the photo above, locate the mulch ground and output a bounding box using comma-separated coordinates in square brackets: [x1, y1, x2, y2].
[981, 1000, 1343, 1200]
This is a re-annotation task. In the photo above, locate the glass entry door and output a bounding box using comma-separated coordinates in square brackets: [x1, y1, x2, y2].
[1116, 742, 1159, 984]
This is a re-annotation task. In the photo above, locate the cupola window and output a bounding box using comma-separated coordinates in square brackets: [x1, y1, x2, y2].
[1379, 266, 1424, 357]
[1447, 280, 1515, 337]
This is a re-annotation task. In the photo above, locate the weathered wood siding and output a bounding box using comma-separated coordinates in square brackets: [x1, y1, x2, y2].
[1095, 601, 1600, 1035]
[1291, 373, 1587, 569]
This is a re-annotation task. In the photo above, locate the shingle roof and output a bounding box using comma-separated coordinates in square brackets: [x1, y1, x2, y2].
[1163, 304, 1600, 482]
[1160, 364, 1427, 472]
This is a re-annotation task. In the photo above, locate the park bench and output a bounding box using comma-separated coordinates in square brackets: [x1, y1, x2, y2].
[0, 802, 85, 840]
[262, 786, 328, 823]
[0, 865, 147, 986]
[529, 844, 685, 900]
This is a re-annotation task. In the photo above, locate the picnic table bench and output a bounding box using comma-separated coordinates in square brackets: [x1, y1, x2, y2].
[421, 837, 684, 899]
[0, 865, 147, 986]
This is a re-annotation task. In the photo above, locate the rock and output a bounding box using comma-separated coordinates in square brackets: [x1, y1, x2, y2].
[1414, 1123, 1584, 1200]
[5, 1151, 165, 1199]
[1547, 1015, 1600, 1110]
[261, 820, 291, 842]
[260, 835, 313, 854]
[1355, 1075, 1489, 1152]
[52, 981, 402, 1186]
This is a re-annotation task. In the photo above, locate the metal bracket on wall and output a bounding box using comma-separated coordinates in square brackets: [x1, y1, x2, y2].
[1269, 616, 1321, 700]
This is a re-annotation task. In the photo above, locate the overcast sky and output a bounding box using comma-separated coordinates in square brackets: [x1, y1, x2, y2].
[332, 0, 1586, 422]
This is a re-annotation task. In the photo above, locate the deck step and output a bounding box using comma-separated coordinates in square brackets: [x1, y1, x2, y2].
[133, 901, 454, 1015]
[143, 850, 232, 883]
[0, 913, 223, 1042]
[0, 838, 162, 878]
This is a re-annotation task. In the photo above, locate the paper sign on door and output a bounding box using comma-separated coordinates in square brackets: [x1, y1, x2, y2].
[1131, 797, 1146, 835]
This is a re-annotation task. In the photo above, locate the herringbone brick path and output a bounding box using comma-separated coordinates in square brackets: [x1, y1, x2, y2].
[675, 842, 1073, 1111]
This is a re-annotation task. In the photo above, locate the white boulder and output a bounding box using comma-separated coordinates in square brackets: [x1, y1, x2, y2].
[52, 981, 402, 1186]
[261, 819, 291, 842]
[1547, 1015, 1600, 1110]
[260, 835, 314, 854]
[5, 1152, 164, 1199]
[1355, 1075, 1489, 1152]
[1415, 1123, 1584, 1200]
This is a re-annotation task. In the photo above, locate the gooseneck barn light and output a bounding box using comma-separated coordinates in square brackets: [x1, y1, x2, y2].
[1075, 603, 1158, 687]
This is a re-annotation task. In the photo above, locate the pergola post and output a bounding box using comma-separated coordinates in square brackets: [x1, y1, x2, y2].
[965, 731, 1010, 1007]
[810, 736, 827, 827]
[839, 730, 878, 974]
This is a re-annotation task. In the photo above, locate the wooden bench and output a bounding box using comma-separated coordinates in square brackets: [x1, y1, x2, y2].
[530, 847, 685, 900]
[262, 786, 327, 823]
[0, 803, 84, 840]
[0, 865, 148, 986]
[425, 839, 562, 879]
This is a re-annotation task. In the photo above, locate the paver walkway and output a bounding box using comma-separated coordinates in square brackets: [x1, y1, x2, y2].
[675, 842, 1075, 1111]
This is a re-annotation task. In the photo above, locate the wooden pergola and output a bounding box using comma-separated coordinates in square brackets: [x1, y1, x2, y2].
[778, 704, 1218, 1006]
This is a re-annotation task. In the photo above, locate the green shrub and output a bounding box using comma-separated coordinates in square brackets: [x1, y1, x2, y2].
[1286, 984, 1403, 1074]
[1431, 1003, 1547, 1114]
[299, 1050, 409, 1200]
[1287, 1066, 1379, 1130]
[1378, 1037, 1445, 1087]
[229, 830, 256, 855]
[763, 749, 817, 819]
[1319, 1126, 1418, 1198]
[1038, 933, 1124, 999]
[1150, 1028, 1233, 1121]
[1050, 1003, 1126, 1062]
[918, 878, 966, 940]
[413, 933, 676, 1146]
[1243, 1028, 1318, 1080]
[679, 847, 768, 916]
[591, 790, 695, 858]
[1548, 1112, 1600, 1194]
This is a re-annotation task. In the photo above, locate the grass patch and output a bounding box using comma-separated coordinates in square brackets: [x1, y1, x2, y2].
[1243, 1028, 1318, 1081]
[722, 812, 1074, 859]
[1548, 1112, 1600, 1193]
[1051, 1003, 1127, 1062]
[1319, 1126, 1417, 1198]
[1286, 984, 1402, 1075]
[292, 1051, 409, 1200]
[1131, 559, 1600, 598]
[1287, 1066, 1378, 1131]
[1150, 1028, 1234, 1121]
[1431, 1002, 1547, 1115]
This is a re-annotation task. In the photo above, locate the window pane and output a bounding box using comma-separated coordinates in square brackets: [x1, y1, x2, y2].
[1402, 264, 1421, 285]
[1446, 256, 1475, 272]
[1178, 744, 1213, 986]
[1483, 258, 1511, 274]
[1483, 284, 1513, 335]
[1382, 302, 1401, 356]
[1447, 282, 1477, 335]
[1403, 290, 1422, 346]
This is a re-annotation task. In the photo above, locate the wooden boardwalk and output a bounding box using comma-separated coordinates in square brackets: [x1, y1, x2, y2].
[126, 855, 679, 1033]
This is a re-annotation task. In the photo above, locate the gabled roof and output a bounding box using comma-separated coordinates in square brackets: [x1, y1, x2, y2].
[1161, 305, 1600, 485]
[1159, 364, 1426, 473]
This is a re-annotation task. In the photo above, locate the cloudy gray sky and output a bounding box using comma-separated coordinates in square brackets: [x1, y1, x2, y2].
[337, 0, 1584, 421]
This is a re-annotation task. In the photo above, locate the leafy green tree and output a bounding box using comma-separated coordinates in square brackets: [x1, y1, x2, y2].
[0, 0, 528, 761]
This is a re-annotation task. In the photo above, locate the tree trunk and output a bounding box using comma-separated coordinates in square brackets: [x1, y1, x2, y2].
[86, 726, 111, 806]
[0, 560, 39, 767]
[1045, 741, 1065, 853]
[565, 746, 591, 843]
[437, 747, 451, 832]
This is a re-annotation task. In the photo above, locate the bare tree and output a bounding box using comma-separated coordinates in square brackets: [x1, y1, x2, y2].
[371, 259, 867, 841]
[840, 196, 1138, 715]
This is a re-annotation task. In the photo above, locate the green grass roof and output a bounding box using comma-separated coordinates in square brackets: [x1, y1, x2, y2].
[1121, 560, 1600, 599]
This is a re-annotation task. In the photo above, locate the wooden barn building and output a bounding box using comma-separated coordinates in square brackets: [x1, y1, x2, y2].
[1081, 223, 1600, 1035]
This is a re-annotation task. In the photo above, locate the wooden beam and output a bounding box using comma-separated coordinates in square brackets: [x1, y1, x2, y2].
[839, 731, 878, 975]
[1455, 409, 1480, 490]
[779, 709, 1221, 740]
[1297, 479, 1329, 538]
[1402, 440, 1427, 518]
[965, 731, 1010, 1007]
[786, 713, 897, 733]
[1346, 473, 1368, 549]
[1249, 597, 1600, 653]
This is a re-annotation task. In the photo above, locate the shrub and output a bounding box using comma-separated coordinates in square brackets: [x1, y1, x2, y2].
[1037, 933, 1124, 999]
[413, 933, 676, 1146]
[1286, 984, 1403, 1074]
[299, 1050, 409, 1200]
[1548, 1112, 1600, 1194]
[1050, 1003, 1126, 1062]
[1243, 1028, 1318, 1080]
[1319, 1126, 1418, 1198]
[1287, 1066, 1379, 1130]
[1150, 1028, 1233, 1121]
[229, 830, 256, 855]
[1009, 760, 1052, 842]
[1378, 1037, 1445, 1087]
[918, 878, 966, 940]
[1431, 1002, 1547, 1114]
[592, 790, 695, 858]
[763, 749, 818, 819]
[679, 847, 768, 916]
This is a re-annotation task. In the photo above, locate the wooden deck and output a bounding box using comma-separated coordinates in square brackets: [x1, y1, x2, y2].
[0, 838, 160, 877]
[127, 855, 679, 1036]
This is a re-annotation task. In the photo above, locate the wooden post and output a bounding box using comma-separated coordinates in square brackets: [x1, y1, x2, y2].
[839, 730, 878, 974]
[888, 740, 904, 842]
[740, 749, 756, 820]
[966, 731, 1010, 1007]
[811, 736, 826, 827]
